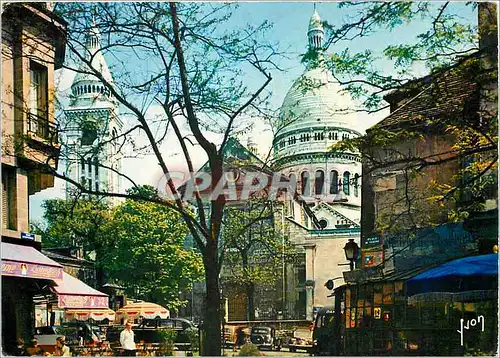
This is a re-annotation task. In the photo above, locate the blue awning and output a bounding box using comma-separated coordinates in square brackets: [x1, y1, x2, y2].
[406, 254, 498, 296]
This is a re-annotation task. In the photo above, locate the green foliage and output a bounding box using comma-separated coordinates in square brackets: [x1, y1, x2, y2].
[106, 195, 204, 308]
[157, 328, 177, 356]
[36, 186, 204, 310]
[221, 200, 297, 290]
[185, 328, 200, 351]
[238, 343, 261, 357]
[319, 2, 478, 112]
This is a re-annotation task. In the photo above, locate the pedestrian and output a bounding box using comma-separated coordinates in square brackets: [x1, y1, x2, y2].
[26, 338, 44, 356]
[120, 320, 136, 356]
[12, 338, 28, 356]
[233, 327, 246, 351]
[54, 337, 71, 357]
[77, 327, 85, 346]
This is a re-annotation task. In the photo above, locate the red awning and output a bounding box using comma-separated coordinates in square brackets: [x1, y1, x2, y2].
[52, 272, 109, 309]
[1, 242, 63, 281]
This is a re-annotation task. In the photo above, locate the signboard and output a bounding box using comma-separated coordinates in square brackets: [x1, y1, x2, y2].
[21, 232, 35, 241]
[362, 236, 384, 268]
[2, 260, 63, 280]
[362, 236, 383, 249]
[58, 295, 108, 309]
[362, 250, 384, 268]
[374, 307, 381, 320]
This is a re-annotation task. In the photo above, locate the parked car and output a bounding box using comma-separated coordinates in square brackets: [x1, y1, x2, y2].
[312, 306, 336, 356]
[107, 318, 198, 347]
[35, 323, 104, 353]
[139, 318, 197, 344]
[250, 326, 280, 350]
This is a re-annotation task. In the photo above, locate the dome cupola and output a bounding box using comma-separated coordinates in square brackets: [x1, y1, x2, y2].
[69, 20, 115, 107]
[308, 9, 324, 51]
[273, 8, 360, 167]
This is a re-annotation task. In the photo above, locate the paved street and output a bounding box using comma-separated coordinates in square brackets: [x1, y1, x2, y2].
[222, 348, 310, 357]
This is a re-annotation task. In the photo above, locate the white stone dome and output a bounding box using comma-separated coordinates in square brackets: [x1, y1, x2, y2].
[277, 67, 359, 135]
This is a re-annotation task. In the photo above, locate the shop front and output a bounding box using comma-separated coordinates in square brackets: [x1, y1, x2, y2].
[338, 254, 498, 356]
[1, 242, 64, 353]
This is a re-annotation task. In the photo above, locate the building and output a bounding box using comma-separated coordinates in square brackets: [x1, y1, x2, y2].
[273, 9, 361, 320]
[338, 3, 498, 355]
[63, 20, 123, 201]
[178, 137, 283, 322]
[1, 2, 67, 351]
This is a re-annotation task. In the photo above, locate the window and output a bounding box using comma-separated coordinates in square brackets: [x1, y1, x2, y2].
[2, 166, 16, 230]
[94, 158, 99, 192]
[81, 121, 98, 146]
[319, 219, 328, 229]
[343, 171, 350, 195]
[29, 61, 48, 138]
[301, 171, 310, 196]
[330, 170, 339, 194]
[87, 158, 93, 191]
[354, 174, 359, 197]
[315, 170, 324, 195]
[80, 160, 86, 187]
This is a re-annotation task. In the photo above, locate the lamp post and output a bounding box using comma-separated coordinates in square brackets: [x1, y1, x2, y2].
[343, 239, 360, 271]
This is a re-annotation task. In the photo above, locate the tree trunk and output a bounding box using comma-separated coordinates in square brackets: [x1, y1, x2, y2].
[246, 283, 255, 321]
[203, 242, 221, 356]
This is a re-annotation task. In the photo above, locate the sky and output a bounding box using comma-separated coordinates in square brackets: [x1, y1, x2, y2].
[29, 1, 477, 223]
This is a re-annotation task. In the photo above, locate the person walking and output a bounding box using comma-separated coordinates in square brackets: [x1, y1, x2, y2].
[120, 320, 136, 356]
[54, 337, 71, 357]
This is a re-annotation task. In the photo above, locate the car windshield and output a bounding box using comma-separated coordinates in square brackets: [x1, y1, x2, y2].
[252, 328, 270, 334]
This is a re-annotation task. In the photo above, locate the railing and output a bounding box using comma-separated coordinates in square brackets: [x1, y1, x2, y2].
[27, 112, 58, 144]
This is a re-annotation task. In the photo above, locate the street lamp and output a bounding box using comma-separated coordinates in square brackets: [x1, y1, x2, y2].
[343, 239, 360, 271]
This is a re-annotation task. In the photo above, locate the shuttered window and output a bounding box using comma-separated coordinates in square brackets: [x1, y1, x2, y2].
[2, 166, 16, 230]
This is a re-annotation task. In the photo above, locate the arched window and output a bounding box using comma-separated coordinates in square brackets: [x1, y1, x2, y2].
[88, 85, 91, 93]
[301, 171, 310, 196]
[83, 86, 87, 94]
[315, 170, 324, 195]
[343, 171, 350, 195]
[330, 170, 338, 194]
[354, 174, 360, 197]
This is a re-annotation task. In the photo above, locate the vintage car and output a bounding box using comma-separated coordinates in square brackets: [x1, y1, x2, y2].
[106, 317, 198, 348]
[250, 326, 280, 350]
[34, 323, 104, 353]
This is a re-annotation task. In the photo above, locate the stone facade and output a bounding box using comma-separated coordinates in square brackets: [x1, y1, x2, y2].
[274, 10, 361, 320]
[1, 4, 66, 352]
[63, 22, 123, 203]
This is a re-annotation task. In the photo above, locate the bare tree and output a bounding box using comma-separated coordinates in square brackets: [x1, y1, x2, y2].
[4, 3, 282, 355]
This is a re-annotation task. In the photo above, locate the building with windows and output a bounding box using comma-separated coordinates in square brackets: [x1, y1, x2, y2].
[63, 21, 123, 201]
[273, 9, 361, 320]
[1, 2, 67, 352]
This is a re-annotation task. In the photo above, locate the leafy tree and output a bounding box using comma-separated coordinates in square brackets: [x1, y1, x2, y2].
[106, 188, 204, 309]
[35, 186, 204, 310]
[324, 3, 497, 258]
[28, 3, 280, 354]
[315, 2, 482, 113]
[220, 200, 297, 321]
[32, 197, 112, 287]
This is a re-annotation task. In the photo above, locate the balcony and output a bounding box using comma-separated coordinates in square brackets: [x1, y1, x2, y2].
[27, 112, 58, 144]
[21, 113, 60, 189]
